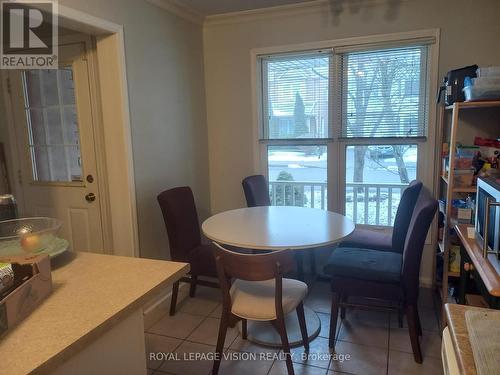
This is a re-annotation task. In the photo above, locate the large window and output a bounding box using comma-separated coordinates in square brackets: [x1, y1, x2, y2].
[258, 40, 432, 226]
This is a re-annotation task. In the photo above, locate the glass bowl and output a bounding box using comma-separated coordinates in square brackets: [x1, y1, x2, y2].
[0, 217, 63, 256]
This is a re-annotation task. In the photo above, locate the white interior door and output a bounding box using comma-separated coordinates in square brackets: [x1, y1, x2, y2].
[9, 42, 104, 253]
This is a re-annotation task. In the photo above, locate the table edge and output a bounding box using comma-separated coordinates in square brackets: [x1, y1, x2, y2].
[202, 207, 355, 251]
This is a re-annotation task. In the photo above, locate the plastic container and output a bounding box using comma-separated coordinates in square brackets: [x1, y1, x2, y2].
[473, 77, 500, 86]
[439, 199, 473, 223]
[454, 156, 473, 169]
[452, 169, 474, 187]
[476, 66, 500, 77]
[456, 146, 479, 158]
[463, 85, 500, 101]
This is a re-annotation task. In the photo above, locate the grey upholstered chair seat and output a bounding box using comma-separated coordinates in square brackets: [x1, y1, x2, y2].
[323, 247, 402, 283]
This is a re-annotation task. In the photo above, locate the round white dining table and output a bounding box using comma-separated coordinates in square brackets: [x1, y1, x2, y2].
[201, 206, 355, 347]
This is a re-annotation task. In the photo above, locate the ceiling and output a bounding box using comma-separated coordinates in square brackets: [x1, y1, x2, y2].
[180, 0, 316, 16]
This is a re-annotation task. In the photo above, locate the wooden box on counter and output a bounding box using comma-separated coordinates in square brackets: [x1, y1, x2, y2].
[0, 255, 52, 335]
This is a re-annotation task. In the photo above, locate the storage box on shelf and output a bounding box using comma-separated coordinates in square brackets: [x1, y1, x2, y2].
[439, 199, 473, 224]
[463, 65, 500, 101]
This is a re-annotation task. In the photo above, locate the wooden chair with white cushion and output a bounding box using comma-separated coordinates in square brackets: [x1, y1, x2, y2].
[211, 242, 309, 375]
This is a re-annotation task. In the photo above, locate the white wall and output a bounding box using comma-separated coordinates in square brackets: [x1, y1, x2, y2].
[203, 0, 500, 284]
[56, 0, 210, 260]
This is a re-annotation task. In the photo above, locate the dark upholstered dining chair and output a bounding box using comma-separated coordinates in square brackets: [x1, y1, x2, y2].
[157, 186, 218, 316]
[242, 174, 317, 278]
[324, 188, 438, 363]
[242, 174, 271, 207]
[211, 243, 309, 375]
[339, 180, 423, 253]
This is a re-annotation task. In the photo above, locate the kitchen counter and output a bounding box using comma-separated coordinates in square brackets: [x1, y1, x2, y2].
[444, 303, 483, 375]
[0, 251, 189, 375]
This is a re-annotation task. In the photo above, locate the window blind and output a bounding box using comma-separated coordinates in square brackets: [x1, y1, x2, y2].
[339, 45, 429, 139]
[260, 51, 332, 140]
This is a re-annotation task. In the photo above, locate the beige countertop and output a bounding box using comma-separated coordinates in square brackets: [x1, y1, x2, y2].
[0, 251, 189, 375]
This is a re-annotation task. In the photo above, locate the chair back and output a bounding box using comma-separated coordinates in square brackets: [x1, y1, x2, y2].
[392, 180, 423, 253]
[157, 186, 201, 262]
[212, 243, 296, 317]
[212, 242, 294, 281]
[401, 188, 438, 304]
[242, 175, 271, 207]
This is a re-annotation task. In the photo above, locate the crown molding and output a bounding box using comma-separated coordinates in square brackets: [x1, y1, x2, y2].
[146, 0, 205, 25]
[204, 0, 411, 27]
[147, 0, 413, 28]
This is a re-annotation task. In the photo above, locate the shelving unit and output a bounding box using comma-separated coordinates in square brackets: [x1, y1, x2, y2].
[435, 100, 500, 318]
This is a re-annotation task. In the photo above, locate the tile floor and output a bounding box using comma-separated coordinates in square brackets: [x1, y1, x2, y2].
[144, 280, 444, 375]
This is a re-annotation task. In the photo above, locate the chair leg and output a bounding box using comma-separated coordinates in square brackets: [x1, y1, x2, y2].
[309, 252, 316, 275]
[189, 275, 198, 297]
[275, 314, 294, 375]
[406, 305, 423, 363]
[329, 292, 340, 349]
[169, 280, 179, 316]
[241, 319, 247, 340]
[340, 294, 348, 319]
[398, 307, 404, 328]
[415, 306, 423, 336]
[212, 311, 229, 375]
[296, 302, 309, 351]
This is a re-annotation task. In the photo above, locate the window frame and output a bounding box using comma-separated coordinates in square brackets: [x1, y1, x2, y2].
[251, 29, 440, 226]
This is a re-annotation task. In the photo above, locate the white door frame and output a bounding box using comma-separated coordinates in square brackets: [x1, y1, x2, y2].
[1, 5, 139, 257]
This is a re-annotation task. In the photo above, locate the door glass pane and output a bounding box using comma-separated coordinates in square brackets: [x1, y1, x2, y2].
[31, 147, 50, 181]
[27, 109, 45, 145]
[23, 68, 83, 182]
[268, 145, 327, 209]
[60, 67, 76, 105]
[24, 71, 42, 107]
[41, 70, 59, 106]
[345, 144, 417, 226]
[46, 108, 63, 144]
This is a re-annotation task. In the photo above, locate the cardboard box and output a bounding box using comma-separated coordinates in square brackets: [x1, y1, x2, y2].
[0, 255, 52, 336]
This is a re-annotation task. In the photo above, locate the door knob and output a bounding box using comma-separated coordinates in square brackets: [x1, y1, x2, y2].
[85, 193, 96, 202]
